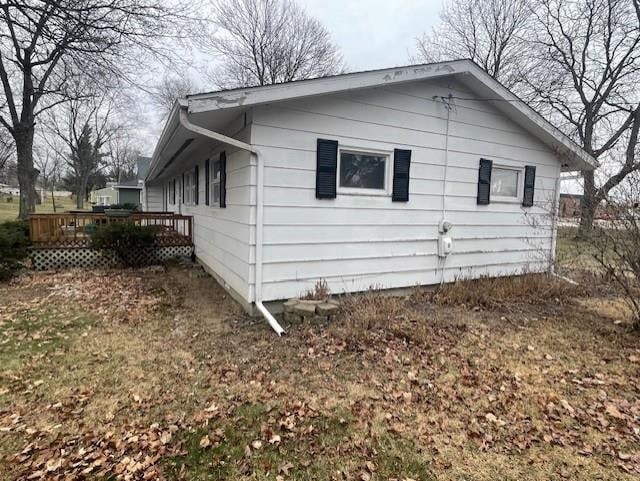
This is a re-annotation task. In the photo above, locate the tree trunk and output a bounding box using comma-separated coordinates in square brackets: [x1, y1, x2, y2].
[51, 184, 57, 212]
[76, 176, 88, 209]
[14, 124, 37, 220]
[577, 170, 598, 238]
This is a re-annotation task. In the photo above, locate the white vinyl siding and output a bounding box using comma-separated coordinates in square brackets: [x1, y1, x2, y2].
[250, 77, 560, 301]
[158, 114, 254, 305]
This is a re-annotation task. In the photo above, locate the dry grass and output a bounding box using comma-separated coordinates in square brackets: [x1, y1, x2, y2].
[423, 273, 585, 310]
[301, 278, 331, 300]
[1, 261, 639, 480]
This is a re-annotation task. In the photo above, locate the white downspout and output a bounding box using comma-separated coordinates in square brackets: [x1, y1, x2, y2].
[549, 172, 561, 274]
[178, 105, 285, 336]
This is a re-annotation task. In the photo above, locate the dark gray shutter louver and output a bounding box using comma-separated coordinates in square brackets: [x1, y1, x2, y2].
[392, 149, 411, 202]
[477, 158, 492, 205]
[522, 165, 536, 207]
[205, 158, 210, 206]
[316, 139, 338, 199]
[194, 165, 199, 205]
[220, 151, 227, 208]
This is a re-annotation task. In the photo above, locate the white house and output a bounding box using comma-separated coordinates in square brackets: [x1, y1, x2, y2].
[144, 60, 596, 333]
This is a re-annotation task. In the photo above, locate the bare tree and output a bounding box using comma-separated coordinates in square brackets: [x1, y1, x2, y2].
[0, 0, 201, 219]
[527, 0, 640, 237]
[208, 0, 344, 89]
[416, 0, 640, 236]
[0, 129, 13, 173]
[34, 142, 63, 212]
[414, 0, 533, 89]
[151, 74, 195, 118]
[105, 133, 140, 183]
[48, 95, 117, 209]
[591, 179, 640, 329]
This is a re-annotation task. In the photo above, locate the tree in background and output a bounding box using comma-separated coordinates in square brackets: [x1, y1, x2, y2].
[415, 0, 532, 90]
[105, 133, 141, 184]
[0, 130, 13, 175]
[48, 95, 117, 209]
[0, 0, 200, 219]
[208, 0, 344, 89]
[527, 0, 640, 237]
[151, 74, 195, 118]
[416, 0, 640, 237]
[33, 144, 63, 212]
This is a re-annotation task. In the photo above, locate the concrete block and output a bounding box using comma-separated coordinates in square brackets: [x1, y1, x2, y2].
[316, 303, 339, 316]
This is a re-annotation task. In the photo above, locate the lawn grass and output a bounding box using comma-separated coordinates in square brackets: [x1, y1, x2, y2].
[0, 249, 639, 479]
[0, 195, 80, 222]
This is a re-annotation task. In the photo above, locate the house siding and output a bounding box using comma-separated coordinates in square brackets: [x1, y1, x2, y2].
[251, 78, 560, 301]
[145, 183, 163, 211]
[160, 117, 255, 305]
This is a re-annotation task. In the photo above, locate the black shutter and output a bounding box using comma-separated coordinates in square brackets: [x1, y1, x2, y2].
[205, 158, 210, 206]
[477, 158, 492, 205]
[172, 179, 176, 205]
[522, 165, 536, 207]
[181, 173, 185, 203]
[220, 151, 227, 208]
[194, 165, 199, 205]
[316, 139, 338, 199]
[392, 149, 411, 202]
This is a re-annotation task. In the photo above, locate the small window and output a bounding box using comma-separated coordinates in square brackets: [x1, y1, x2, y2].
[491, 167, 519, 198]
[338, 150, 389, 194]
[184, 171, 196, 205]
[210, 160, 221, 205]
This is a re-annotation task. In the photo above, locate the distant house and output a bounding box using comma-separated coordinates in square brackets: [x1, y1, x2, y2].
[0, 183, 20, 196]
[90, 180, 143, 207]
[144, 60, 596, 320]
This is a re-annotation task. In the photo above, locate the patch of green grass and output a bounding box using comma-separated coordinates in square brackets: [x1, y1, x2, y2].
[0, 195, 82, 222]
[165, 403, 433, 481]
[0, 308, 95, 373]
[375, 433, 433, 480]
[556, 227, 601, 270]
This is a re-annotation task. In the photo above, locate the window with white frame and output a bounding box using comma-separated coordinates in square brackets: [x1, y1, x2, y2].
[338, 149, 390, 194]
[490, 166, 520, 199]
[210, 159, 221, 205]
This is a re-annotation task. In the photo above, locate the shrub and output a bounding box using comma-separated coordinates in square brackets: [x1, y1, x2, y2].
[302, 278, 330, 300]
[591, 195, 640, 329]
[90, 222, 156, 267]
[0, 221, 30, 281]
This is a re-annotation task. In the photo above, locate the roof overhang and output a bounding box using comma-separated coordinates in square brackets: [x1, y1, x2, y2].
[147, 59, 596, 181]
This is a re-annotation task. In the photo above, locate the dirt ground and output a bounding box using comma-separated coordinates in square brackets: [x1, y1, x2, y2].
[0, 261, 639, 480]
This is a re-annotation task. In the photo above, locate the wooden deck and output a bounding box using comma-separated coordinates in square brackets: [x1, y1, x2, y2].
[29, 212, 193, 248]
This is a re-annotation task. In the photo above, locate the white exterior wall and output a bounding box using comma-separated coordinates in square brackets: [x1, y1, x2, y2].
[251, 78, 561, 301]
[144, 183, 163, 211]
[160, 118, 255, 305]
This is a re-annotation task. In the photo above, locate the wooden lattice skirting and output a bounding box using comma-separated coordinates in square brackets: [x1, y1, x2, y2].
[31, 245, 194, 271]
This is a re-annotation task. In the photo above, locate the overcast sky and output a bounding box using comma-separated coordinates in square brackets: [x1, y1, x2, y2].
[138, 0, 442, 154]
[298, 0, 441, 71]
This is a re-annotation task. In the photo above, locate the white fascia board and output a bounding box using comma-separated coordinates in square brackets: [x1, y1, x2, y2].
[146, 100, 186, 182]
[464, 63, 597, 172]
[187, 60, 471, 114]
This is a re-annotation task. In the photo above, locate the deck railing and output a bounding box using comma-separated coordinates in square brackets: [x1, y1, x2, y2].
[29, 212, 193, 248]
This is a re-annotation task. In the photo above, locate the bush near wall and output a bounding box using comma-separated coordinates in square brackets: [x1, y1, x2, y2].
[0, 221, 30, 281]
[89, 223, 157, 268]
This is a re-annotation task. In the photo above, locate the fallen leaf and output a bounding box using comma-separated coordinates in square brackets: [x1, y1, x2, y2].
[605, 404, 625, 419]
[199, 435, 210, 448]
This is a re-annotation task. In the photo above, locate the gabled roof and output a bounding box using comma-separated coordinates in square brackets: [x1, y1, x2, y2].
[148, 59, 596, 180]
